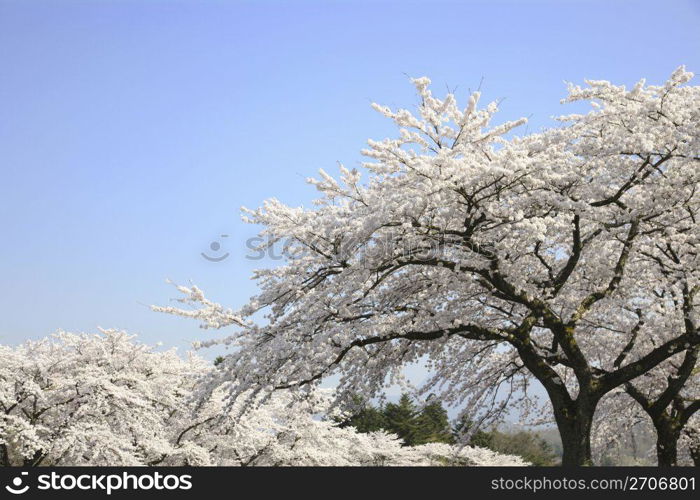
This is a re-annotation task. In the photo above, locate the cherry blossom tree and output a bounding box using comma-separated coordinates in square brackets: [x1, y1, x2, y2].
[591, 390, 653, 464]
[178, 387, 527, 466]
[623, 353, 699, 465]
[0, 330, 526, 466]
[589, 221, 700, 466]
[0, 329, 208, 466]
[592, 351, 699, 466]
[157, 67, 700, 465]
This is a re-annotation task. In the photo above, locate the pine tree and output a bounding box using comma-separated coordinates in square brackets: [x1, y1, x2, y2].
[413, 396, 454, 445]
[383, 394, 420, 446]
[343, 393, 456, 446]
[338, 395, 387, 433]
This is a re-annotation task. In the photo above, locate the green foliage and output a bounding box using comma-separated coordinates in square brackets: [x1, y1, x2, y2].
[452, 415, 492, 447]
[454, 419, 559, 466]
[341, 393, 453, 446]
[383, 394, 421, 445]
[481, 429, 558, 466]
[338, 395, 388, 433]
[343, 396, 559, 464]
[452, 415, 559, 465]
[413, 397, 454, 445]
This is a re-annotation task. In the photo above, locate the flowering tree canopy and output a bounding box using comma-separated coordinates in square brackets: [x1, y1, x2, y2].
[592, 351, 700, 466]
[0, 330, 526, 467]
[157, 67, 700, 466]
[0, 329, 210, 466]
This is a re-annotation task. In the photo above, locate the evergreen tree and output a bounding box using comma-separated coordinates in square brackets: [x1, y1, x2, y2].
[383, 394, 420, 446]
[342, 393, 455, 447]
[338, 395, 387, 433]
[413, 396, 454, 445]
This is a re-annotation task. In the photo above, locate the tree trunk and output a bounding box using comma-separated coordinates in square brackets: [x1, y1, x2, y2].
[0, 443, 10, 467]
[557, 408, 595, 466]
[656, 437, 678, 466]
[654, 421, 679, 466]
[515, 341, 598, 466]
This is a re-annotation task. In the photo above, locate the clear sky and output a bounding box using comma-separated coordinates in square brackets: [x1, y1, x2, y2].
[1, 0, 699, 358]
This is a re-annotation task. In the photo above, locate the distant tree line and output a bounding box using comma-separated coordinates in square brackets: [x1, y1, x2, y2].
[340, 394, 559, 466]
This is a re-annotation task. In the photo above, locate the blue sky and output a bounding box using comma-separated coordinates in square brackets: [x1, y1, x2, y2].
[1, 0, 699, 359]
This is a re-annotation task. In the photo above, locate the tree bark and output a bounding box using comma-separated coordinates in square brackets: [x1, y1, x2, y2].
[515, 338, 598, 466]
[556, 404, 596, 466]
[0, 443, 10, 467]
[655, 436, 678, 466]
[654, 420, 680, 466]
